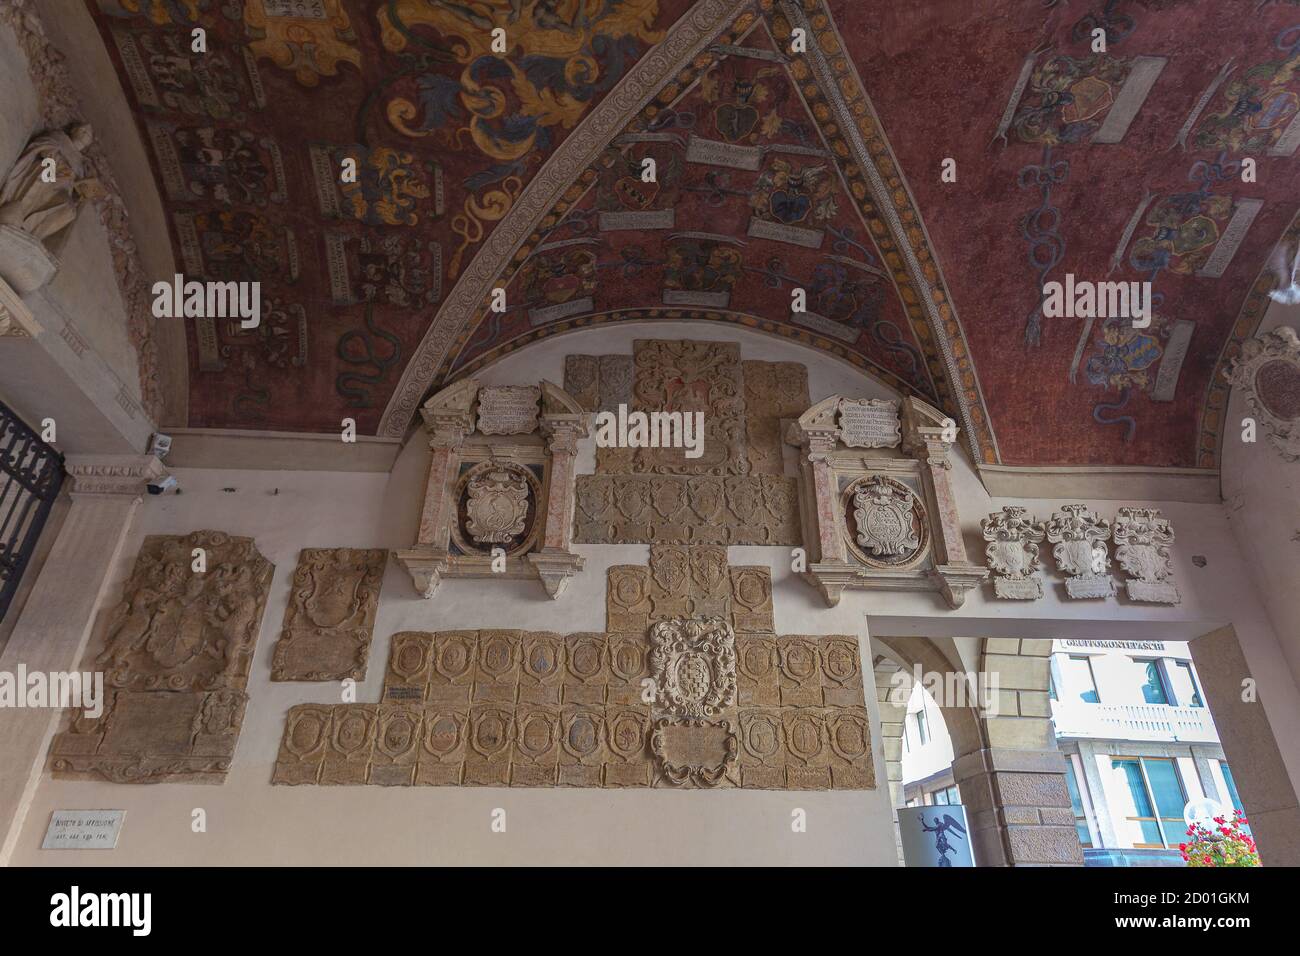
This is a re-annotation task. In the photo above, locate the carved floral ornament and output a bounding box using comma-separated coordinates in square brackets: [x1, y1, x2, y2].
[1226, 326, 1300, 462]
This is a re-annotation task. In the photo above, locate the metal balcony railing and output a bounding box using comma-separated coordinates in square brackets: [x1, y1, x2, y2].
[0, 399, 64, 623]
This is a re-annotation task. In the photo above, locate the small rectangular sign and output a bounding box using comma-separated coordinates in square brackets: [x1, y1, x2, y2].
[42, 810, 125, 850]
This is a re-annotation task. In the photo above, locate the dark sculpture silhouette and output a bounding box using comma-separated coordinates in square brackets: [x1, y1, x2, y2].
[918, 812, 967, 867]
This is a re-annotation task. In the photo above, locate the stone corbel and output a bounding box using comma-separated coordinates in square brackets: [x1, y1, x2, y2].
[0, 275, 40, 337]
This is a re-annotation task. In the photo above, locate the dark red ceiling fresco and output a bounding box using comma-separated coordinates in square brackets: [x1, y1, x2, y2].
[84, 0, 1300, 471]
[834, 0, 1300, 468]
[447, 22, 942, 403]
[86, 0, 691, 432]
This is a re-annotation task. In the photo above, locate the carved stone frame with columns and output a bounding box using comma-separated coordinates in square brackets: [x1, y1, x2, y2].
[785, 395, 987, 609]
[396, 378, 588, 600]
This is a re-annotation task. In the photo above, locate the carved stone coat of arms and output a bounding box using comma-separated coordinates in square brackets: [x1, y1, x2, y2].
[464, 464, 531, 546]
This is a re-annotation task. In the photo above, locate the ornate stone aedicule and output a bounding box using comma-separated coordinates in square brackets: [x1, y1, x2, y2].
[396, 378, 587, 600]
[785, 394, 986, 608]
[1045, 504, 1115, 599]
[981, 506, 1046, 600]
[49, 531, 274, 783]
[1113, 507, 1181, 605]
[271, 548, 388, 682]
[1225, 325, 1300, 461]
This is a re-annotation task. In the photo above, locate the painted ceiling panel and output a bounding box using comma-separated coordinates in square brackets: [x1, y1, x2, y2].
[82, 0, 1299, 470]
[833, 0, 1300, 467]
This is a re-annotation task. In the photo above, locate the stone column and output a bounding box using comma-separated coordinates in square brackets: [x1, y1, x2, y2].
[0, 454, 165, 864]
[802, 431, 846, 564]
[528, 414, 586, 599]
[414, 424, 468, 549]
[873, 659, 908, 865]
[953, 638, 1084, 866]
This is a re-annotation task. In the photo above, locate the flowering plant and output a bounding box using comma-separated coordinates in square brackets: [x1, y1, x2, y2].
[1180, 810, 1259, 867]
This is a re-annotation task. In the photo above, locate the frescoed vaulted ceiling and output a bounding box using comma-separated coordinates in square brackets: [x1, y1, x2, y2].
[85, 0, 1300, 472]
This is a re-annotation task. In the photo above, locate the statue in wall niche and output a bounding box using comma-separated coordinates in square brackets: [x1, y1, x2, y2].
[0, 124, 101, 245]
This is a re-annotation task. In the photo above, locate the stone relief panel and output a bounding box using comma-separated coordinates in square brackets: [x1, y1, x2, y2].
[271, 548, 388, 682]
[1225, 325, 1300, 461]
[573, 475, 800, 545]
[631, 339, 747, 476]
[743, 360, 809, 475]
[1044, 505, 1115, 599]
[50, 531, 274, 783]
[273, 627, 870, 791]
[981, 506, 1046, 600]
[1113, 507, 1181, 605]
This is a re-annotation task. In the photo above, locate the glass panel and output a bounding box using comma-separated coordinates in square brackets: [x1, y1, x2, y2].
[1221, 763, 1243, 813]
[1064, 761, 1086, 816]
[946, 785, 961, 805]
[1065, 656, 1100, 703]
[1136, 660, 1168, 704]
[915, 710, 929, 745]
[1175, 662, 1204, 707]
[932, 789, 948, 805]
[1145, 760, 1185, 819]
[1076, 821, 1092, 847]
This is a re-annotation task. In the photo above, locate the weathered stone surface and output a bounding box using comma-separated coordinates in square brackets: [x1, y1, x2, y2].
[272, 627, 871, 791]
[50, 531, 273, 784]
[574, 475, 800, 545]
[271, 548, 387, 682]
[743, 360, 809, 475]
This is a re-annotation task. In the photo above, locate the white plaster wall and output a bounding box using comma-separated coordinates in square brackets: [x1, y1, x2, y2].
[1221, 298, 1300, 687]
[11, 320, 1300, 865]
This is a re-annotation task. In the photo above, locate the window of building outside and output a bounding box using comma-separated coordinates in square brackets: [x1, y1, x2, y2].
[1129, 658, 1170, 705]
[944, 784, 959, 805]
[914, 709, 929, 746]
[1172, 661, 1204, 707]
[1218, 762, 1251, 834]
[1063, 655, 1100, 703]
[1111, 757, 1186, 848]
[1064, 759, 1093, 847]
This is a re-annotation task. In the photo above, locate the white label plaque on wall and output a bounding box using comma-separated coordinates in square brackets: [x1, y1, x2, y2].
[898, 805, 974, 867]
[42, 810, 125, 850]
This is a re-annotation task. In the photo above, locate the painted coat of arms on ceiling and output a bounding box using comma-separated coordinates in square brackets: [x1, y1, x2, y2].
[1193, 33, 1300, 154]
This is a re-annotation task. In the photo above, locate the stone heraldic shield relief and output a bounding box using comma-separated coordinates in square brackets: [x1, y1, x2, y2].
[272, 623, 873, 791]
[1113, 507, 1181, 605]
[396, 378, 587, 601]
[50, 531, 274, 784]
[271, 548, 388, 682]
[981, 507, 1047, 601]
[1044, 505, 1115, 599]
[784, 394, 989, 609]
[1226, 326, 1300, 462]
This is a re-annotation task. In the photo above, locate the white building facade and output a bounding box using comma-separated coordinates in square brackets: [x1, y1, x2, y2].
[901, 640, 1247, 866]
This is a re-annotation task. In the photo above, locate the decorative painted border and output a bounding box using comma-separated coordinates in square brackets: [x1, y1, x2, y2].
[1197, 208, 1300, 469]
[0, 0, 162, 421]
[377, 0, 755, 438]
[453, 306, 932, 401]
[772, 0, 998, 464]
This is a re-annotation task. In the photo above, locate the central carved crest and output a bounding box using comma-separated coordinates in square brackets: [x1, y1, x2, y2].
[463, 462, 531, 546]
[649, 617, 737, 719]
[849, 475, 921, 558]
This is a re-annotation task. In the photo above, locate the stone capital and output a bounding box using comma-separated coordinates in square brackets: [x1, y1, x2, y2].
[64, 454, 167, 498]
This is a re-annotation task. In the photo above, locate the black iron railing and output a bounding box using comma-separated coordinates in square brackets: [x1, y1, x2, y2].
[0, 399, 64, 623]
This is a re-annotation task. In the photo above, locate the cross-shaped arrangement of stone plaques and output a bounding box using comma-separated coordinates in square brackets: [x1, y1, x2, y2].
[272, 545, 874, 790]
